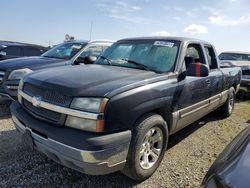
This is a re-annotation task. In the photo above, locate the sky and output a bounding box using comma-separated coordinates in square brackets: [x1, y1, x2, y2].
[1, 0, 250, 53]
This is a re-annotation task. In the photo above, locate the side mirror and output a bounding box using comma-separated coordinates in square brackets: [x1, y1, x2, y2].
[73, 56, 97, 65]
[186, 63, 209, 77]
[74, 56, 85, 65]
[84, 55, 97, 64]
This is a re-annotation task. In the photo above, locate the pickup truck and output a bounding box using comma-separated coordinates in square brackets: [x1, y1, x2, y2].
[219, 51, 250, 93]
[11, 37, 241, 181]
[0, 40, 113, 102]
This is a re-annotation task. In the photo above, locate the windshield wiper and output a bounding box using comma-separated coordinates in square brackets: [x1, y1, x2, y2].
[42, 55, 66, 60]
[100, 55, 112, 65]
[121, 58, 149, 71]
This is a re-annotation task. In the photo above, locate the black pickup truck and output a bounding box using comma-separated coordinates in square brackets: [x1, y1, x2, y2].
[11, 37, 241, 181]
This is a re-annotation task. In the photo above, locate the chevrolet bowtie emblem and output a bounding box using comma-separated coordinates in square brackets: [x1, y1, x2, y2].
[31, 96, 42, 107]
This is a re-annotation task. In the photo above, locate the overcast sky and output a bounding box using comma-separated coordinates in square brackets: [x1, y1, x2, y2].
[1, 0, 250, 53]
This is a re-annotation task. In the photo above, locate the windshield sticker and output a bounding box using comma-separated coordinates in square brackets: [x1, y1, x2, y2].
[154, 41, 174, 48]
[72, 45, 82, 49]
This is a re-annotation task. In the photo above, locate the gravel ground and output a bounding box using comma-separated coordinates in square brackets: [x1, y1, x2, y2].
[0, 98, 250, 188]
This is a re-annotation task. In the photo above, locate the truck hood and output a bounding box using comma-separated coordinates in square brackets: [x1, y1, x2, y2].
[0, 56, 67, 71]
[221, 60, 250, 70]
[25, 64, 167, 97]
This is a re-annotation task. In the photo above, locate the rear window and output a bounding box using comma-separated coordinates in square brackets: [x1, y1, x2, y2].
[219, 53, 250, 61]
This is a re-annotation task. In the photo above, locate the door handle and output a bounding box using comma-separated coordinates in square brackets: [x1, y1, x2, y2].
[206, 79, 211, 86]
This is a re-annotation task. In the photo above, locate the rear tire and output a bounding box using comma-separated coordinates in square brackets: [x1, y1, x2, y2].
[217, 87, 235, 117]
[122, 113, 168, 181]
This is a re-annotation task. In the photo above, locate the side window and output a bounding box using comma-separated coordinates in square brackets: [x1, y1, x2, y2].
[79, 46, 103, 58]
[22, 47, 42, 56]
[184, 44, 205, 70]
[204, 46, 218, 69]
[2, 46, 21, 56]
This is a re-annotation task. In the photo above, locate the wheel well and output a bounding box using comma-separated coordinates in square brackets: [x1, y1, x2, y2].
[136, 107, 172, 133]
[232, 83, 237, 92]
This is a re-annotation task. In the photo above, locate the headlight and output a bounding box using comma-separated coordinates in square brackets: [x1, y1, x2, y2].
[8, 68, 33, 80]
[66, 97, 108, 132]
[70, 98, 108, 113]
[65, 116, 97, 132]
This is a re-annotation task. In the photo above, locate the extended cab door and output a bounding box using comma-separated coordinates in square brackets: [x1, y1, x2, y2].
[203, 45, 224, 110]
[174, 43, 212, 131]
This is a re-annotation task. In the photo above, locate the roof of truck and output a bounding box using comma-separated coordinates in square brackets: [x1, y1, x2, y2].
[118, 36, 208, 43]
[0, 40, 46, 48]
[220, 51, 250, 55]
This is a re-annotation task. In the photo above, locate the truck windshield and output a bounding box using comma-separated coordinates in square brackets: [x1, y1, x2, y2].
[219, 53, 250, 61]
[42, 42, 86, 60]
[95, 40, 180, 72]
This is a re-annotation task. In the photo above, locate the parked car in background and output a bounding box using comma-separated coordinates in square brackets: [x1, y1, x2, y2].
[219, 51, 250, 93]
[202, 125, 250, 188]
[0, 41, 47, 61]
[11, 37, 241, 181]
[0, 40, 113, 102]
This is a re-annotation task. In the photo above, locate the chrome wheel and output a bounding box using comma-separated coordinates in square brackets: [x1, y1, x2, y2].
[228, 93, 234, 113]
[139, 127, 163, 170]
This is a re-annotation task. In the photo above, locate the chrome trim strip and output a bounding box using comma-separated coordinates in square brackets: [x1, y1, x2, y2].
[174, 89, 229, 121]
[241, 78, 250, 82]
[180, 102, 209, 118]
[7, 85, 19, 90]
[18, 90, 99, 120]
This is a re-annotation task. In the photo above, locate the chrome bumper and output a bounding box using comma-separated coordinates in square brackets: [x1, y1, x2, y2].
[12, 115, 130, 175]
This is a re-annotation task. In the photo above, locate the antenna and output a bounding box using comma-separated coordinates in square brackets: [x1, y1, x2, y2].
[89, 21, 93, 40]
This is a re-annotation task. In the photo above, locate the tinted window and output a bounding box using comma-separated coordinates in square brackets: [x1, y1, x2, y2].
[79, 46, 103, 58]
[95, 40, 180, 72]
[22, 47, 42, 56]
[184, 44, 206, 70]
[42, 42, 86, 60]
[1, 46, 21, 56]
[204, 46, 218, 69]
[219, 53, 250, 61]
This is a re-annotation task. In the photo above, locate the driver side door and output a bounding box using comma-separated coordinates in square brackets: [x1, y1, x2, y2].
[174, 43, 211, 131]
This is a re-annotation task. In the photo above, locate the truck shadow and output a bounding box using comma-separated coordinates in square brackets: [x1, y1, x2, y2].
[168, 112, 225, 149]
[0, 101, 12, 120]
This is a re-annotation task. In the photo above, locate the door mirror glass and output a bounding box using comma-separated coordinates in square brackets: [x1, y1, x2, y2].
[84, 55, 97, 64]
[186, 63, 209, 77]
[73, 55, 97, 65]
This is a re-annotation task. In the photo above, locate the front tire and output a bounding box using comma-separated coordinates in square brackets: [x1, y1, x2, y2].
[122, 113, 168, 181]
[218, 87, 235, 117]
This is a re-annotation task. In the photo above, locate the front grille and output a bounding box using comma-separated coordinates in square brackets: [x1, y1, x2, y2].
[242, 69, 250, 75]
[23, 83, 71, 106]
[23, 99, 62, 124]
[0, 71, 5, 83]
